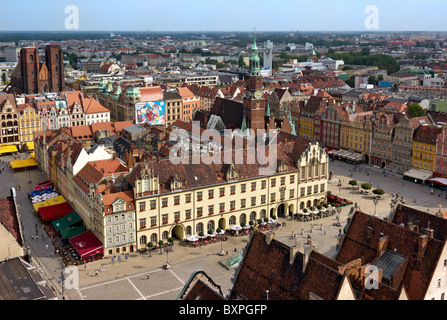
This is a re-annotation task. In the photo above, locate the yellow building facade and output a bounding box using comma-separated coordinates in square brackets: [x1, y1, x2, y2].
[130, 142, 329, 250]
[340, 113, 373, 157]
[18, 105, 41, 149]
[412, 125, 442, 172]
[299, 115, 314, 140]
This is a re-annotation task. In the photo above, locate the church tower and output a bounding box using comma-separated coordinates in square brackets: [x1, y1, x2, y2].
[243, 33, 266, 133]
[19, 47, 39, 94]
[45, 44, 65, 92]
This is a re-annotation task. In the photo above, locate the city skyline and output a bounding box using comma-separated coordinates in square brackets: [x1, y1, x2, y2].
[1, 0, 447, 32]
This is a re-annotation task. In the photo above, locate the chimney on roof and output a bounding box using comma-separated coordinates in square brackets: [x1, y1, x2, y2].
[290, 246, 299, 265]
[418, 234, 428, 261]
[367, 226, 373, 239]
[425, 228, 434, 239]
[298, 244, 313, 273]
[407, 221, 419, 233]
[265, 231, 275, 245]
[377, 233, 388, 257]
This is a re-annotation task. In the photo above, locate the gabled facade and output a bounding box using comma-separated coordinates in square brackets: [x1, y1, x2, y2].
[370, 113, 395, 168]
[18, 103, 41, 145]
[98, 190, 136, 256]
[0, 94, 20, 145]
[127, 136, 328, 251]
[340, 112, 373, 160]
[412, 124, 443, 172]
[392, 114, 413, 173]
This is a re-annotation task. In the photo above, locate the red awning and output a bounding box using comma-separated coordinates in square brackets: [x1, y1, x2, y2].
[429, 178, 447, 186]
[69, 230, 103, 259]
[38, 202, 74, 222]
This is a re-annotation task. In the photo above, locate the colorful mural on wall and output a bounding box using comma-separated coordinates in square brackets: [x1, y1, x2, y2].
[135, 100, 165, 125]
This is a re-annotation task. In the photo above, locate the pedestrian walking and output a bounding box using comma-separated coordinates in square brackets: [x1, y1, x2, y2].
[31, 235, 34, 240]
[101, 265, 105, 272]
[95, 270, 98, 277]
[431, 189, 434, 195]
[45, 244, 48, 250]
[147, 273, 150, 280]
[35, 235, 38, 240]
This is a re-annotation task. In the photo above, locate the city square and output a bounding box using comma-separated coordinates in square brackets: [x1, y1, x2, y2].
[4, 151, 444, 300]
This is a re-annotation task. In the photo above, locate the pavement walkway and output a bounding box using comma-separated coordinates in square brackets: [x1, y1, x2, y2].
[3, 154, 445, 300]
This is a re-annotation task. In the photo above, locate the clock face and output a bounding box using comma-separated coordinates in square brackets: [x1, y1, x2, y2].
[254, 91, 262, 99]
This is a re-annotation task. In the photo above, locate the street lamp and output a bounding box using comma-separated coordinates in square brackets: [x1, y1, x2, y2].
[373, 198, 378, 216]
[163, 244, 171, 269]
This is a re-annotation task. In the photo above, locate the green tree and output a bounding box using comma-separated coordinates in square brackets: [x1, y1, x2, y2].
[407, 103, 426, 118]
[368, 75, 378, 86]
[373, 188, 385, 196]
[147, 242, 153, 257]
[238, 55, 246, 67]
[361, 183, 372, 191]
[361, 48, 370, 56]
[158, 240, 164, 254]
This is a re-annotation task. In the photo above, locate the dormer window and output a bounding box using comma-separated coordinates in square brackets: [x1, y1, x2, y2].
[278, 159, 288, 173]
[143, 176, 150, 192]
[227, 163, 238, 181]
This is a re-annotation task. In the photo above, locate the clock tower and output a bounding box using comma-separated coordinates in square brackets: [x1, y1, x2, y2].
[243, 33, 266, 133]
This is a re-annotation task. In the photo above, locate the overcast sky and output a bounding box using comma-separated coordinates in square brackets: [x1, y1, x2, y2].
[1, 0, 446, 32]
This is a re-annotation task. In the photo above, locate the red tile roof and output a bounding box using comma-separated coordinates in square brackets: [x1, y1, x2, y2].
[229, 231, 349, 300]
[336, 210, 444, 300]
[0, 197, 22, 247]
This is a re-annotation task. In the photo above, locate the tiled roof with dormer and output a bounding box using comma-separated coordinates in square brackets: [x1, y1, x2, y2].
[229, 231, 348, 300]
[336, 210, 444, 300]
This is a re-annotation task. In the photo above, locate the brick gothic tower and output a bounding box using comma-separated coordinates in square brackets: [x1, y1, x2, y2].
[243, 34, 265, 133]
[45, 44, 65, 92]
[7, 44, 65, 94]
[19, 47, 39, 94]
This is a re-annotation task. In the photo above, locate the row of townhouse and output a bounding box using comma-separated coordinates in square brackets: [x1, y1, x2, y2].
[0, 91, 110, 151]
[34, 123, 329, 257]
[96, 81, 200, 125]
[181, 202, 447, 301]
[292, 89, 447, 178]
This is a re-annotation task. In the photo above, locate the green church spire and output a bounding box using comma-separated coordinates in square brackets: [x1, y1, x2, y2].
[249, 29, 260, 77]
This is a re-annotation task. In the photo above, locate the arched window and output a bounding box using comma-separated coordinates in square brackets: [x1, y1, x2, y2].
[162, 231, 168, 240]
[29, 54, 33, 62]
[229, 215, 236, 225]
[240, 213, 246, 225]
[146, 233, 155, 244]
[185, 226, 192, 235]
[250, 211, 256, 221]
[207, 220, 215, 233]
[260, 210, 266, 219]
[196, 223, 203, 234]
[139, 235, 147, 246]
